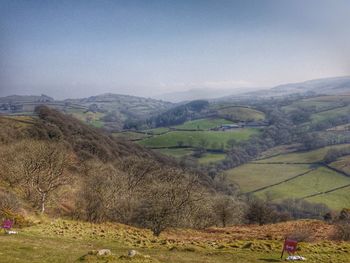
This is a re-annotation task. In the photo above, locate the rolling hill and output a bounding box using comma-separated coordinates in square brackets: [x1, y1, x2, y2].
[0, 93, 173, 131]
[225, 144, 350, 210]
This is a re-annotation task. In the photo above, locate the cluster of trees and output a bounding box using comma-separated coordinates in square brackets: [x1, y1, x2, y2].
[147, 100, 210, 128]
[76, 157, 247, 235]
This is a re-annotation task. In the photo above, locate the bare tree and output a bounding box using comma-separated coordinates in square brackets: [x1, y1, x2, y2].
[212, 195, 245, 227]
[0, 140, 74, 213]
[135, 169, 205, 236]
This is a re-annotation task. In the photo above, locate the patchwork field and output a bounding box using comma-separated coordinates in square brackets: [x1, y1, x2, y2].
[255, 144, 350, 164]
[225, 163, 313, 192]
[138, 129, 260, 150]
[226, 144, 350, 210]
[1, 219, 349, 263]
[254, 167, 350, 203]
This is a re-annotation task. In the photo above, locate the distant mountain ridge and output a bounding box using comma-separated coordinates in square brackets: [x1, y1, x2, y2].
[0, 93, 173, 131]
[219, 76, 350, 101]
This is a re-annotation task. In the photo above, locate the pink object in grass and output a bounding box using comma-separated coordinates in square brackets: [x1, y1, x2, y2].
[2, 219, 13, 229]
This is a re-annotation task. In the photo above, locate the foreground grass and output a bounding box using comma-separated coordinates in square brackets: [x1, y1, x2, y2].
[1, 219, 350, 263]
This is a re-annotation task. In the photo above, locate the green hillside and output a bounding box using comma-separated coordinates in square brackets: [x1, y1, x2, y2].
[215, 106, 265, 121]
[283, 95, 350, 113]
[138, 129, 260, 149]
[255, 144, 350, 164]
[254, 167, 350, 202]
[225, 163, 312, 192]
[225, 144, 350, 210]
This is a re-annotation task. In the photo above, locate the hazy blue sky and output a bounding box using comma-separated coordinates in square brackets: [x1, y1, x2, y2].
[1, 0, 350, 99]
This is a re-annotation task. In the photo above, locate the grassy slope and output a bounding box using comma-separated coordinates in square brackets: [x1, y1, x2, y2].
[173, 118, 234, 130]
[283, 95, 350, 113]
[227, 144, 350, 209]
[225, 164, 312, 192]
[310, 104, 350, 123]
[143, 127, 170, 135]
[306, 187, 350, 210]
[197, 152, 226, 164]
[330, 155, 350, 175]
[216, 106, 265, 121]
[255, 167, 350, 202]
[138, 129, 260, 149]
[154, 148, 193, 158]
[113, 131, 151, 141]
[1, 219, 349, 263]
[255, 144, 350, 163]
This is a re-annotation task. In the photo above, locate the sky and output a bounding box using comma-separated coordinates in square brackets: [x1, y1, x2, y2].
[1, 0, 350, 99]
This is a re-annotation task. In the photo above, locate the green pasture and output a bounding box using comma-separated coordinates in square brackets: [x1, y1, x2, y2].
[138, 129, 260, 149]
[113, 131, 150, 141]
[306, 187, 350, 210]
[255, 167, 350, 206]
[143, 127, 170, 135]
[173, 118, 234, 130]
[154, 148, 193, 158]
[198, 152, 226, 164]
[225, 163, 312, 193]
[216, 106, 265, 121]
[330, 155, 350, 175]
[256, 144, 350, 164]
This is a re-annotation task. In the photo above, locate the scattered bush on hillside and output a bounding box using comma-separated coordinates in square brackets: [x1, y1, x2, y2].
[273, 199, 330, 220]
[333, 209, 350, 241]
[211, 195, 245, 227]
[244, 198, 290, 225]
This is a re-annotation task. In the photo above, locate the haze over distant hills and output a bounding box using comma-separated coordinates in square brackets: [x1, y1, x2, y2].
[155, 76, 350, 102]
[218, 76, 350, 101]
[1, 76, 350, 130]
[153, 87, 261, 103]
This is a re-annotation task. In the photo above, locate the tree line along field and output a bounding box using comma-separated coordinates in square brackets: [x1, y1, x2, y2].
[225, 144, 350, 210]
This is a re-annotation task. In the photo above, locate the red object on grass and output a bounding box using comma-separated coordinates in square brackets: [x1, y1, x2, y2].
[281, 239, 298, 259]
[283, 239, 298, 253]
[2, 219, 13, 230]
